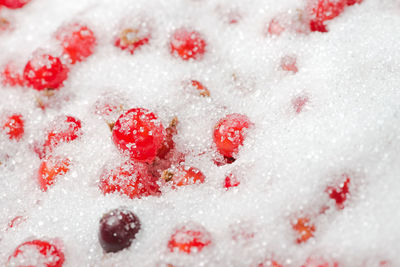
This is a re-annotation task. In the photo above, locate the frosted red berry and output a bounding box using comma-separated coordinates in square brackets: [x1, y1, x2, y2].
[115, 28, 150, 55]
[301, 257, 339, 267]
[7, 239, 65, 267]
[0, 0, 30, 9]
[23, 53, 69, 91]
[1, 63, 24, 87]
[170, 28, 206, 61]
[112, 108, 165, 163]
[163, 166, 205, 187]
[213, 113, 252, 158]
[2, 114, 24, 141]
[56, 23, 96, 64]
[292, 217, 315, 244]
[99, 161, 160, 199]
[308, 0, 347, 32]
[326, 175, 350, 209]
[99, 208, 141, 253]
[38, 156, 70, 191]
[224, 173, 240, 189]
[168, 224, 212, 254]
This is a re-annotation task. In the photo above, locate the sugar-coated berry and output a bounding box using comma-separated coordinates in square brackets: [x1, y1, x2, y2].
[163, 166, 205, 187]
[115, 28, 150, 55]
[308, 0, 347, 32]
[281, 55, 298, 73]
[56, 23, 96, 64]
[1, 63, 24, 87]
[224, 173, 240, 189]
[326, 175, 350, 209]
[168, 224, 212, 254]
[23, 53, 69, 91]
[99, 161, 160, 199]
[213, 113, 252, 158]
[292, 217, 315, 244]
[41, 116, 82, 158]
[7, 239, 65, 267]
[2, 114, 24, 141]
[112, 108, 165, 163]
[99, 208, 141, 253]
[38, 156, 70, 191]
[0, 0, 30, 9]
[170, 28, 206, 61]
[301, 257, 339, 267]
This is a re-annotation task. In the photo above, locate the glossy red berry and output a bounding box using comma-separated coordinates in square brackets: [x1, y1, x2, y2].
[7, 239, 65, 267]
[38, 156, 70, 191]
[23, 53, 69, 91]
[0, 0, 30, 9]
[99, 161, 160, 199]
[2, 114, 24, 141]
[99, 208, 141, 253]
[281, 55, 298, 73]
[224, 173, 240, 189]
[308, 0, 347, 32]
[213, 113, 252, 158]
[326, 175, 350, 209]
[41, 116, 82, 157]
[112, 108, 165, 163]
[56, 23, 96, 64]
[115, 28, 150, 55]
[168, 224, 212, 254]
[170, 28, 206, 61]
[292, 217, 315, 244]
[163, 166, 205, 187]
[1, 63, 24, 87]
[301, 257, 339, 267]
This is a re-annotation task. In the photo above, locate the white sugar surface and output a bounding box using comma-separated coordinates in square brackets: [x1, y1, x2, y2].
[1, 0, 400, 266]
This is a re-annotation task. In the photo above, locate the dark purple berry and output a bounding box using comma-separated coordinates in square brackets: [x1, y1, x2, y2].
[99, 208, 141, 253]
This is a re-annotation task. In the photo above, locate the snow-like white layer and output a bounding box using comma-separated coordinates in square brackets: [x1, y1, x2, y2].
[1, 0, 400, 266]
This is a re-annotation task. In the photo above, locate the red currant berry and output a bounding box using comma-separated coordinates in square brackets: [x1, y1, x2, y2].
[162, 166, 205, 187]
[99, 161, 160, 199]
[1, 63, 25, 87]
[115, 27, 150, 55]
[112, 108, 165, 163]
[168, 224, 212, 254]
[281, 55, 298, 73]
[38, 156, 70, 191]
[170, 28, 206, 61]
[56, 23, 96, 64]
[308, 0, 347, 32]
[41, 116, 82, 157]
[157, 117, 178, 160]
[292, 95, 309, 114]
[2, 114, 24, 141]
[301, 257, 339, 267]
[99, 208, 141, 253]
[224, 172, 240, 189]
[292, 217, 315, 244]
[23, 53, 69, 91]
[326, 175, 350, 209]
[0, 0, 30, 9]
[7, 239, 65, 267]
[213, 113, 252, 158]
